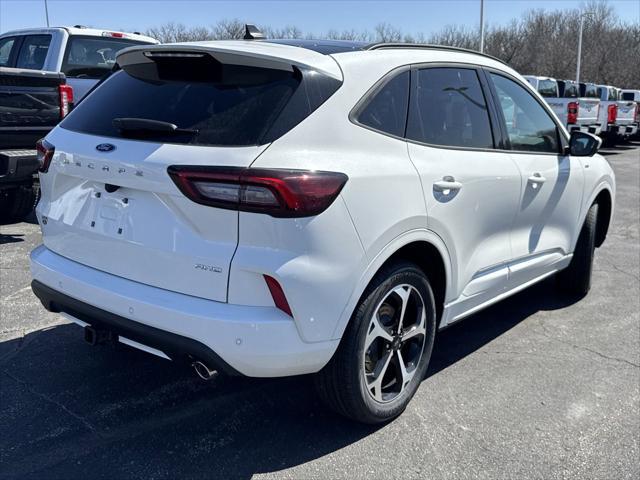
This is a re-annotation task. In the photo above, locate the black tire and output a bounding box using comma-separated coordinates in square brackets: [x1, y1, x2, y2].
[315, 261, 437, 424]
[558, 203, 598, 297]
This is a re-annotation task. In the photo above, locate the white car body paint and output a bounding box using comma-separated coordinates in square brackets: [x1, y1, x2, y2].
[31, 42, 616, 377]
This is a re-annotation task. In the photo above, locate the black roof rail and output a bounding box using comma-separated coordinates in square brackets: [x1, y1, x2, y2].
[365, 42, 508, 66]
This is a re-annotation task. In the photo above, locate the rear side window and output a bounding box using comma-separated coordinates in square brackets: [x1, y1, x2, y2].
[490, 73, 560, 154]
[62, 36, 149, 79]
[407, 67, 494, 149]
[0, 37, 16, 66]
[537, 79, 558, 97]
[15, 35, 51, 70]
[61, 57, 341, 146]
[355, 70, 410, 137]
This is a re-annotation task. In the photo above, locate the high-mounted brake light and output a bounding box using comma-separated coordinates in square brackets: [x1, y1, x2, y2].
[102, 31, 126, 38]
[143, 51, 205, 58]
[567, 101, 579, 125]
[36, 139, 55, 173]
[607, 104, 618, 124]
[167, 166, 348, 218]
[58, 84, 73, 118]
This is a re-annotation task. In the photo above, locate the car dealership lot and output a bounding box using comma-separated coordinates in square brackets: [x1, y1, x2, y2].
[1, 143, 639, 479]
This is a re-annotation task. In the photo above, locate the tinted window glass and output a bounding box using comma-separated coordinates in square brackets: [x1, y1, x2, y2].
[62, 36, 149, 79]
[407, 68, 493, 149]
[15, 35, 51, 69]
[581, 84, 598, 98]
[560, 81, 579, 98]
[608, 89, 619, 101]
[537, 79, 558, 97]
[0, 37, 16, 66]
[357, 70, 409, 137]
[622, 92, 637, 101]
[490, 73, 560, 154]
[61, 62, 340, 146]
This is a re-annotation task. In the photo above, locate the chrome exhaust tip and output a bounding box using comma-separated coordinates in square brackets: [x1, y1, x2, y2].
[192, 360, 218, 381]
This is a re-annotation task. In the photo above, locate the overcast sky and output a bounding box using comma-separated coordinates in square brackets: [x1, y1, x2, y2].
[1, 0, 638, 36]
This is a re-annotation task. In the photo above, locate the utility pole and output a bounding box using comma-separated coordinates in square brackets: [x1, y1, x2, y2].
[576, 11, 594, 83]
[479, 0, 485, 53]
[44, 0, 50, 27]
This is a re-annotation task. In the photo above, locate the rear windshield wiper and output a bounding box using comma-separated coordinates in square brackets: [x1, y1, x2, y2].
[113, 118, 199, 138]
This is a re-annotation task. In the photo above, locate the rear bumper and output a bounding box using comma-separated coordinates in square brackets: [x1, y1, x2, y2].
[568, 124, 602, 135]
[0, 149, 38, 186]
[30, 245, 339, 377]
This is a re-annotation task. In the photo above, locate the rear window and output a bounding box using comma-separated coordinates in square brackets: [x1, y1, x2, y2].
[560, 81, 579, 98]
[537, 79, 558, 97]
[62, 36, 150, 79]
[622, 92, 637, 101]
[60, 57, 341, 146]
[581, 84, 598, 98]
[608, 89, 619, 101]
[15, 34, 51, 70]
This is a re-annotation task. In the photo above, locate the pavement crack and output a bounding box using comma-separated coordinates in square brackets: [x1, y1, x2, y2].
[598, 257, 640, 283]
[2, 370, 102, 436]
[537, 320, 640, 369]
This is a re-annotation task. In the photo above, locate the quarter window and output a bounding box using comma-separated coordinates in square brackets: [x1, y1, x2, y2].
[15, 35, 51, 70]
[356, 70, 410, 137]
[490, 73, 560, 154]
[0, 37, 16, 66]
[407, 67, 494, 149]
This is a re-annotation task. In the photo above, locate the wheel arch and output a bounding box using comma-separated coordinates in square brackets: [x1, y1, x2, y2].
[593, 188, 612, 248]
[332, 230, 453, 340]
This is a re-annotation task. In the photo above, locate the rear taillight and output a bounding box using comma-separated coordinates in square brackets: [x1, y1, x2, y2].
[635, 104, 639, 123]
[36, 139, 55, 173]
[167, 166, 348, 218]
[567, 101, 579, 125]
[607, 104, 618, 124]
[263, 275, 293, 316]
[58, 84, 73, 118]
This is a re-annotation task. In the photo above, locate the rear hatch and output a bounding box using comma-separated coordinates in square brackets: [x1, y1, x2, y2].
[38, 43, 342, 302]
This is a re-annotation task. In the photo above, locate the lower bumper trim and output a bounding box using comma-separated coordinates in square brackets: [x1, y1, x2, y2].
[31, 280, 241, 376]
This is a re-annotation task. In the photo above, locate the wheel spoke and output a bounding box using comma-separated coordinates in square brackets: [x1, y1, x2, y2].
[366, 312, 394, 349]
[401, 309, 426, 342]
[368, 351, 393, 402]
[392, 285, 412, 333]
[396, 349, 415, 390]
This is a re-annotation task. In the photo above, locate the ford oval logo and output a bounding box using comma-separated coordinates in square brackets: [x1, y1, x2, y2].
[96, 143, 116, 152]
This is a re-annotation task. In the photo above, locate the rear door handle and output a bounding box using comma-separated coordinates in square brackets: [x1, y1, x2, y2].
[528, 173, 546, 186]
[433, 176, 463, 193]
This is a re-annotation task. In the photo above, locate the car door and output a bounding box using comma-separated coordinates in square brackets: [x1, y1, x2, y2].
[405, 65, 522, 324]
[486, 71, 584, 287]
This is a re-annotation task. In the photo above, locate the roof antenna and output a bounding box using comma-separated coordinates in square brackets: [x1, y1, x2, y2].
[244, 24, 266, 40]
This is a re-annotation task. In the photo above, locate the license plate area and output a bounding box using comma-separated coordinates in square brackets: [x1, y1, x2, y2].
[85, 189, 134, 238]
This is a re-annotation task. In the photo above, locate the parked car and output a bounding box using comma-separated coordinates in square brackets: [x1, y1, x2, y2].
[596, 85, 638, 143]
[621, 89, 640, 139]
[0, 26, 157, 101]
[0, 67, 71, 222]
[524, 75, 600, 134]
[30, 37, 615, 424]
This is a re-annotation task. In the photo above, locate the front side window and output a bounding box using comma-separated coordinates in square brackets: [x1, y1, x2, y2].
[15, 35, 51, 70]
[490, 73, 560, 154]
[407, 67, 494, 149]
[62, 36, 149, 79]
[0, 37, 16, 66]
[356, 70, 410, 137]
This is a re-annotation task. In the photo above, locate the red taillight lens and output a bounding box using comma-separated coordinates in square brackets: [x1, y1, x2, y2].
[607, 104, 618, 124]
[36, 139, 55, 173]
[263, 275, 293, 317]
[58, 84, 73, 118]
[167, 166, 348, 218]
[567, 101, 579, 124]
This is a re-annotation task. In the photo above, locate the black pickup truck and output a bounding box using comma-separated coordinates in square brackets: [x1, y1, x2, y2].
[0, 67, 71, 222]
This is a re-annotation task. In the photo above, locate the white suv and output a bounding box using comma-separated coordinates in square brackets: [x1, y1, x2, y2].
[30, 37, 615, 424]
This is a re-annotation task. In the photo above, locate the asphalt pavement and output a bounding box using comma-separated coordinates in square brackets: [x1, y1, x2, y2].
[1, 142, 639, 479]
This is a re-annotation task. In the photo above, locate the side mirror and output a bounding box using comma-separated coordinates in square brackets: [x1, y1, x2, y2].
[569, 131, 601, 156]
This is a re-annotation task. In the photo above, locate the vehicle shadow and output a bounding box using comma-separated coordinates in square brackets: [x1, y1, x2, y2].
[0, 233, 24, 245]
[0, 277, 577, 479]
